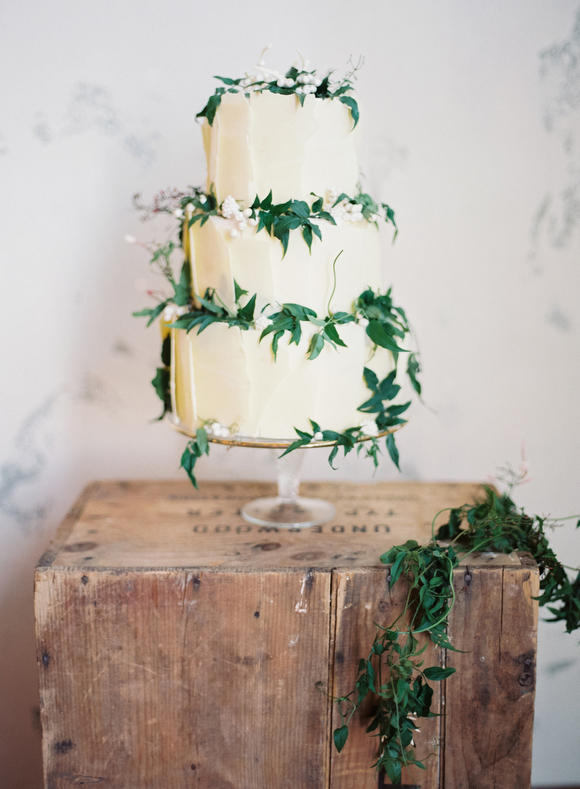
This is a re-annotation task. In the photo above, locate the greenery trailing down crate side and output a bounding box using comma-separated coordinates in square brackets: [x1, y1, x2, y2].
[332, 480, 580, 783]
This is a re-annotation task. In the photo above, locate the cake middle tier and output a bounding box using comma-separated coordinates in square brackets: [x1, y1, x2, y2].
[187, 217, 382, 316]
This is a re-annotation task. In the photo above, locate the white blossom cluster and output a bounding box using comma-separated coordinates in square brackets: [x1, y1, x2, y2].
[162, 304, 188, 322]
[206, 421, 231, 438]
[294, 72, 322, 95]
[325, 190, 362, 224]
[220, 195, 258, 238]
[174, 194, 210, 219]
[324, 190, 379, 226]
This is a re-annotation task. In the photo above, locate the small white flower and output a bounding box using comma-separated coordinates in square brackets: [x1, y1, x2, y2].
[360, 419, 379, 437]
[124, 234, 137, 244]
[358, 317, 369, 328]
[221, 195, 240, 219]
[297, 73, 308, 84]
[248, 217, 258, 226]
[173, 208, 184, 218]
[276, 78, 286, 87]
[197, 195, 206, 204]
[295, 86, 304, 95]
[209, 422, 231, 438]
[243, 207, 252, 218]
[228, 228, 239, 239]
[162, 304, 188, 323]
[284, 77, 295, 87]
[313, 431, 323, 441]
[254, 314, 270, 332]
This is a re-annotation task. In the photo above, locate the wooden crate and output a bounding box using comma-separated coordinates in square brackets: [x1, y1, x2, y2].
[34, 481, 539, 789]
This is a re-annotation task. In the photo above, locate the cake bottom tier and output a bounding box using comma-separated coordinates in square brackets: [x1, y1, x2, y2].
[170, 323, 393, 439]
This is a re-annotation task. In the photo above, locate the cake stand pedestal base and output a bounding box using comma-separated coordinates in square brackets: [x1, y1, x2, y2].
[240, 449, 335, 528]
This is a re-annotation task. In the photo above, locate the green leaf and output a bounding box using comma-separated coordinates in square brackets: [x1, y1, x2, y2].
[333, 725, 349, 753]
[311, 196, 324, 213]
[339, 95, 359, 127]
[237, 293, 257, 322]
[386, 433, 400, 470]
[366, 321, 407, 353]
[407, 352, 422, 396]
[160, 335, 171, 366]
[133, 301, 168, 327]
[362, 367, 379, 391]
[234, 280, 248, 303]
[195, 426, 209, 456]
[151, 367, 170, 418]
[196, 92, 223, 125]
[308, 332, 325, 360]
[423, 666, 456, 681]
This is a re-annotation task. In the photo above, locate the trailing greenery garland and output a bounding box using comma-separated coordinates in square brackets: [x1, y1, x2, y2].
[134, 187, 398, 255]
[196, 63, 361, 127]
[131, 187, 417, 486]
[332, 482, 580, 783]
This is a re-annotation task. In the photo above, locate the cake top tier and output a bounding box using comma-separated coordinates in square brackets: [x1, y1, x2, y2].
[197, 60, 362, 204]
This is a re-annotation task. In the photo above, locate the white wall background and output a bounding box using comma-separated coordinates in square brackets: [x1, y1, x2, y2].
[1, 1, 579, 785]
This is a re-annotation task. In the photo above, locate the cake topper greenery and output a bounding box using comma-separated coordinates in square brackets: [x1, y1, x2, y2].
[196, 48, 362, 127]
[331, 466, 580, 783]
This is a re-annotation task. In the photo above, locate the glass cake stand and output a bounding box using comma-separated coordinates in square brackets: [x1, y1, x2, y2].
[171, 419, 404, 529]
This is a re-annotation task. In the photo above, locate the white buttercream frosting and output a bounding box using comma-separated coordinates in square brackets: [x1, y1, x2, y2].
[171, 84, 391, 439]
[202, 92, 359, 203]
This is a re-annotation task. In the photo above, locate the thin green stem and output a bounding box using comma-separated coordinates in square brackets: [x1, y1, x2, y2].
[326, 250, 343, 316]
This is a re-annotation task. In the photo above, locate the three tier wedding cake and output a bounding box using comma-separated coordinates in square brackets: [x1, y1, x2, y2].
[133, 56, 420, 486]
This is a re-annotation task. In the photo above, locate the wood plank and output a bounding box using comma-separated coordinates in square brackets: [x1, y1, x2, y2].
[444, 563, 539, 788]
[35, 567, 331, 788]
[48, 481, 509, 571]
[329, 569, 442, 788]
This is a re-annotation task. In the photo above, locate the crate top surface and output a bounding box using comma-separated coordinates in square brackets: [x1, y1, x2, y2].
[38, 480, 529, 572]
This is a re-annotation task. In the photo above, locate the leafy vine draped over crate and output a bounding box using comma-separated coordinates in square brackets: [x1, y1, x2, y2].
[333, 479, 580, 783]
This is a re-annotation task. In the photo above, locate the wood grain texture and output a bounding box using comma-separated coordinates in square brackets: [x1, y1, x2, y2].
[36, 567, 331, 788]
[444, 563, 539, 788]
[330, 569, 442, 789]
[35, 481, 539, 789]
[50, 480, 514, 571]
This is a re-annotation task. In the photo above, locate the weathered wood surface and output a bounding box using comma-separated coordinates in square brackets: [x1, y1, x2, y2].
[47, 480, 518, 570]
[36, 567, 331, 788]
[330, 569, 442, 789]
[444, 559, 539, 788]
[35, 480, 539, 789]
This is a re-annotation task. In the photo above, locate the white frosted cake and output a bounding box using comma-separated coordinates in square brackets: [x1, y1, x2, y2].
[133, 58, 420, 484]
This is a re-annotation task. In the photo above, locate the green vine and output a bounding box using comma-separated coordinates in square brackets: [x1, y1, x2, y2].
[151, 335, 171, 420]
[180, 427, 210, 489]
[333, 481, 580, 781]
[134, 187, 398, 256]
[196, 63, 361, 127]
